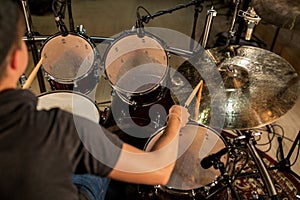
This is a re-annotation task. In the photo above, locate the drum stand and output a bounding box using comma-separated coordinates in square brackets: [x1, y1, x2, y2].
[21, 0, 46, 93]
[237, 130, 280, 200]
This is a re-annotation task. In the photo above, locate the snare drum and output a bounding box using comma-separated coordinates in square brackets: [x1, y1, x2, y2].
[142, 123, 228, 199]
[37, 91, 100, 123]
[41, 33, 100, 94]
[103, 31, 169, 106]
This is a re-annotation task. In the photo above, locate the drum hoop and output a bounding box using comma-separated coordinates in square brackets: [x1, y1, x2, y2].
[41, 32, 100, 82]
[144, 121, 228, 151]
[114, 86, 167, 107]
[157, 185, 201, 196]
[37, 90, 100, 122]
[145, 121, 229, 192]
[103, 30, 169, 96]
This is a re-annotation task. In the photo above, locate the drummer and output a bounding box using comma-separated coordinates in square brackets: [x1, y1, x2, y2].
[0, 1, 189, 200]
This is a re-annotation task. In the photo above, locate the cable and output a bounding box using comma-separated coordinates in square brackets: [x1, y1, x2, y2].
[289, 139, 300, 167]
[136, 6, 152, 24]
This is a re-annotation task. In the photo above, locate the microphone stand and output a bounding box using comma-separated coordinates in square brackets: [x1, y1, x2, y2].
[21, 0, 46, 93]
[140, 0, 204, 26]
[66, 0, 75, 32]
[234, 0, 250, 44]
[214, 159, 240, 200]
[270, 131, 300, 181]
[226, 0, 241, 46]
[189, 1, 203, 51]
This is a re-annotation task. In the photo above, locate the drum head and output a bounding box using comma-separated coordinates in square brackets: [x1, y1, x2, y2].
[104, 33, 168, 95]
[145, 123, 227, 191]
[37, 91, 100, 123]
[41, 34, 95, 81]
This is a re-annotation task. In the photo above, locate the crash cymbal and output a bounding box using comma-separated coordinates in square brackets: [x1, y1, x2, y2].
[171, 45, 300, 130]
[251, 0, 300, 30]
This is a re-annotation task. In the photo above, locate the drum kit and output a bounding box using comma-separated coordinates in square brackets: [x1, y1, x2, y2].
[21, 0, 300, 199]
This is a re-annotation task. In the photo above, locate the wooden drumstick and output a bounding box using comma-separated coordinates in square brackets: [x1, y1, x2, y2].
[23, 57, 44, 89]
[184, 79, 203, 108]
[194, 80, 203, 121]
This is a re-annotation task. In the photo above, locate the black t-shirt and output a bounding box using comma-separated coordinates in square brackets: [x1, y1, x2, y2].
[0, 89, 123, 200]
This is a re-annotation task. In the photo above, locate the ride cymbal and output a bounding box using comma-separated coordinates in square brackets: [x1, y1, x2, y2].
[171, 45, 300, 130]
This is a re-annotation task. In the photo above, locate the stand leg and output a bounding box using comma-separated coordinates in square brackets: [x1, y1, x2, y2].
[247, 141, 279, 199]
[21, 0, 46, 93]
[238, 130, 280, 200]
[276, 131, 300, 181]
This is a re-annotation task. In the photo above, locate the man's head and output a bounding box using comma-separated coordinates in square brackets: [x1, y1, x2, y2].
[0, 0, 27, 86]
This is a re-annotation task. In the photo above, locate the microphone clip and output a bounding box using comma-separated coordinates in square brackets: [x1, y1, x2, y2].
[55, 17, 69, 36]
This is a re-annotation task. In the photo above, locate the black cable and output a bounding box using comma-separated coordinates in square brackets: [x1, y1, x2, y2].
[289, 139, 300, 167]
[136, 6, 152, 24]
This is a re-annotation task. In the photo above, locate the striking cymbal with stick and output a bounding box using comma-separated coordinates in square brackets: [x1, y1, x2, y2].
[194, 80, 203, 121]
[22, 57, 44, 89]
[184, 79, 203, 108]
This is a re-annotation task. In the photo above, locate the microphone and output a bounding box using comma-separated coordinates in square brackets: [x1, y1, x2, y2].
[135, 7, 145, 38]
[200, 147, 228, 169]
[238, 7, 261, 41]
[52, 0, 68, 36]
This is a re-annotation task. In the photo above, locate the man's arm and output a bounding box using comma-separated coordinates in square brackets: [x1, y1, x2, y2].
[108, 105, 189, 185]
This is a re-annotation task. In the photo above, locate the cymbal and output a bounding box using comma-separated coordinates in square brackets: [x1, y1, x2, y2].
[251, 0, 300, 30]
[171, 45, 300, 130]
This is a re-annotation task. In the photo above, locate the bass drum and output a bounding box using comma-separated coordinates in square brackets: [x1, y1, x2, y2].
[36, 91, 100, 123]
[40, 33, 100, 95]
[140, 122, 229, 200]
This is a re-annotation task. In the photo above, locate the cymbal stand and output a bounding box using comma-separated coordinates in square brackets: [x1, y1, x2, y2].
[21, 0, 46, 93]
[200, 7, 217, 49]
[237, 130, 280, 200]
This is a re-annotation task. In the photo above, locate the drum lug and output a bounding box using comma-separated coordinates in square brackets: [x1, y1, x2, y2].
[93, 67, 100, 81]
[76, 24, 87, 36]
[154, 185, 160, 195]
[190, 189, 196, 198]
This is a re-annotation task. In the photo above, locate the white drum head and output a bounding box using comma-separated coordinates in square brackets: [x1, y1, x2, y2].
[145, 123, 227, 190]
[37, 91, 100, 123]
[105, 33, 168, 94]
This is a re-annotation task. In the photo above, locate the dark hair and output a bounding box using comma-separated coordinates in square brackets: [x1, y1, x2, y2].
[0, 0, 24, 80]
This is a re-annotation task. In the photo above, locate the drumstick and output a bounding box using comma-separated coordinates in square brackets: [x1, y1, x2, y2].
[23, 57, 44, 89]
[184, 79, 203, 108]
[194, 80, 203, 121]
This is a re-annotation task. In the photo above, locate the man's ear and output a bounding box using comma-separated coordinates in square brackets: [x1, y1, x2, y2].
[10, 49, 20, 71]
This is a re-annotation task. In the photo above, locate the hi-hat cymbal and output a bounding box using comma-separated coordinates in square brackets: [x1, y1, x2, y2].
[251, 0, 300, 30]
[171, 45, 300, 130]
